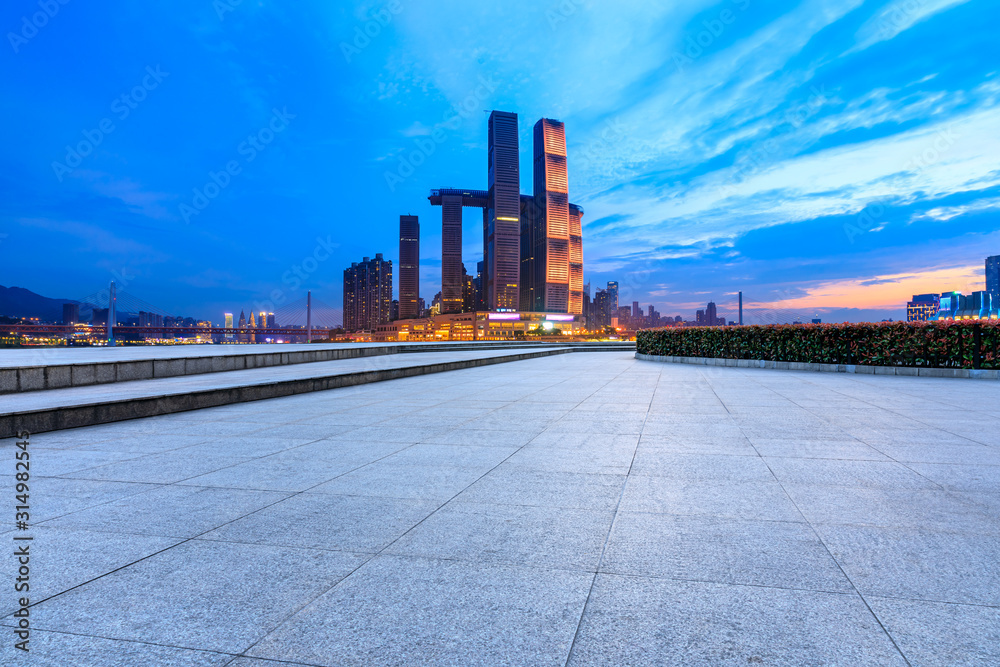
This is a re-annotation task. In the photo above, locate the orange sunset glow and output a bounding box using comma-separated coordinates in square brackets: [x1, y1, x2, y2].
[748, 264, 984, 312]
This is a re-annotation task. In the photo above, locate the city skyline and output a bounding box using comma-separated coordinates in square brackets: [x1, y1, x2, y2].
[2, 1, 998, 323]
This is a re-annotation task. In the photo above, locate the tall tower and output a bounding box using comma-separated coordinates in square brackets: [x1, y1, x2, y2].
[343, 254, 393, 332]
[399, 215, 420, 319]
[487, 110, 520, 310]
[440, 196, 464, 314]
[987, 255, 1000, 304]
[568, 203, 584, 315]
[532, 118, 570, 313]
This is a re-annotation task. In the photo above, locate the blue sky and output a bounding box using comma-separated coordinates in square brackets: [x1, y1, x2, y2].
[1, 0, 997, 323]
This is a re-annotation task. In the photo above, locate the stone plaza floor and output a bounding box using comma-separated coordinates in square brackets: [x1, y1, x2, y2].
[2, 351, 998, 665]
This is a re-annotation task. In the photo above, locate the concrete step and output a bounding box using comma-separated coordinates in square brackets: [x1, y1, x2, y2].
[1, 341, 635, 394]
[1, 346, 633, 437]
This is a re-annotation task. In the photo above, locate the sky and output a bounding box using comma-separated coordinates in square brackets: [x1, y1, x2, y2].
[1, 0, 997, 324]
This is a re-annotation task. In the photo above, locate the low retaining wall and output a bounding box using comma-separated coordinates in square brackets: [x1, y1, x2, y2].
[635, 353, 1000, 380]
[2, 341, 635, 395]
[2, 348, 579, 437]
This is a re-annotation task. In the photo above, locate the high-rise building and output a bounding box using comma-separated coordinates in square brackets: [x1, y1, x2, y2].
[568, 204, 584, 314]
[519, 194, 538, 311]
[987, 255, 1000, 303]
[907, 294, 939, 322]
[474, 261, 485, 311]
[399, 215, 420, 319]
[593, 289, 610, 328]
[487, 110, 521, 310]
[531, 118, 570, 313]
[438, 192, 464, 314]
[633, 301, 641, 318]
[224, 313, 233, 339]
[607, 281, 619, 314]
[343, 254, 393, 332]
[62, 303, 79, 325]
[462, 265, 476, 312]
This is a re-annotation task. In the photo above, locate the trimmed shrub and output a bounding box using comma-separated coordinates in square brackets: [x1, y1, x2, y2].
[636, 321, 1000, 370]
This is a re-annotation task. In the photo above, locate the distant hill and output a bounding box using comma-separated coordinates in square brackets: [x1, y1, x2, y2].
[0, 285, 80, 322]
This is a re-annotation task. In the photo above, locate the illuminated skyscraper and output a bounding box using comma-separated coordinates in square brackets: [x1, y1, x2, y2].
[487, 110, 521, 310]
[531, 118, 570, 313]
[343, 254, 393, 332]
[607, 281, 619, 314]
[987, 255, 1000, 303]
[568, 203, 584, 314]
[224, 312, 233, 339]
[399, 215, 420, 319]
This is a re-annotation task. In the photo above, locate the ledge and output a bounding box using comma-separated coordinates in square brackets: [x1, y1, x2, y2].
[1, 341, 635, 394]
[634, 353, 1000, 380]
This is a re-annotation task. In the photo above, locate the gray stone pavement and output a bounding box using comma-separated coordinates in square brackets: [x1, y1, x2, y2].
[1, 352, 998, 665]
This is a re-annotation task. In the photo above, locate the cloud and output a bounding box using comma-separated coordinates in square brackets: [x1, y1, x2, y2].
[850, 0, 973, 54]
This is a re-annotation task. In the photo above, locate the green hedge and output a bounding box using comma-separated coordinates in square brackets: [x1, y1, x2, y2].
[636, 321, 1000, 370]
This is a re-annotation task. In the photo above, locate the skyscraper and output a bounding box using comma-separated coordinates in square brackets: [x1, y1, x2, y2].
[462, 264, 476, 312]
[343, 254, 393, 332]
[531, 118, 570, 313]
[607, 281, 619, 314]
[519, 194, 538, 311]
[474, 261, 485, 311]
[439, 193, 465, 314]
[987, 255, 1000, 303]
[224, 312, 233, 339]
[487, 110, 521, 310]
[399, 215, 420, 319]
[593, 288, 610, 328]
[568, 203, 584, 314]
